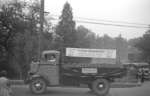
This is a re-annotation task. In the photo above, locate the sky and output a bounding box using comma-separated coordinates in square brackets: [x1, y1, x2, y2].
[44, 0, 150, 39]
[1, 0, 150, 39]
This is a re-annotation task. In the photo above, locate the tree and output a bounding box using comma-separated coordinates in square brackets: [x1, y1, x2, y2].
[76, 26, 92, 48]
[75, 26, 96, 63]
[55, 2, 77, 63]
[0, 1, 30, 78]
[115, 35, 128, 64]
[0, 0, 54, 78]
[55, 2, 76, 48]
[127, 38, 142, 62]
[135, 30, 150, 61]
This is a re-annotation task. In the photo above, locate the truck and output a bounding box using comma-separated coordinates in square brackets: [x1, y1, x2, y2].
[25, 48, 127, 96]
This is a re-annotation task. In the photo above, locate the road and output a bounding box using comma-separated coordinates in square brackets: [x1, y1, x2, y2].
[12, 82, 150, 96]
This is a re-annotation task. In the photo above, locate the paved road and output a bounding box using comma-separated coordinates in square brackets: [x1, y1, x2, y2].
[12, 82, 150, 96]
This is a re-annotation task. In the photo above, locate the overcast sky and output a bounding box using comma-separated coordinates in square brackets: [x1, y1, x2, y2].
[1, 0, 150, 39]
[45, 0, 150, 39]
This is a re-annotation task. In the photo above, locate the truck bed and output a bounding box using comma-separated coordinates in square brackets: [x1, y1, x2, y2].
[61, 63, 126, 78]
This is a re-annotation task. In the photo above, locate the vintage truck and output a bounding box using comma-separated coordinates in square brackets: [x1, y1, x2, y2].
[25, 48, 127, 96]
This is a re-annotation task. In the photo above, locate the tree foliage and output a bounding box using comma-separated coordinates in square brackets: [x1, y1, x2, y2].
[55, 2, 76, 48]
[76, 26, 93, 48]
[0, 1, 30, 78]
[135, 30, 150, 61]
[55, 2, 77, 63]
[0, 0, 53, 78]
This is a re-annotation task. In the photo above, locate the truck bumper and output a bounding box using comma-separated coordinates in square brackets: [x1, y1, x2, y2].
[24, 72, 34, 84]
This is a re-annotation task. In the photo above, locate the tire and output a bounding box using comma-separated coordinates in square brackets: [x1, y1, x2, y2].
[91, 79, 110, 96]
[29, 78, 47, 94]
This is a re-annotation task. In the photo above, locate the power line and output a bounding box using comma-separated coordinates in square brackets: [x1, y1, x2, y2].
[75, 17, 148, 26]
[51, 14, 149, 27]
[75, 20, 149, 29]
[51, 17, 149, 29]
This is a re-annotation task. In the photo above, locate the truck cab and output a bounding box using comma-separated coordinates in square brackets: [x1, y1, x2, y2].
[26, 51, 60, 93]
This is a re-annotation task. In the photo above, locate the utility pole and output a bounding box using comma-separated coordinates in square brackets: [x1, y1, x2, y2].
[38, 0, 44, 60]
[116, 34, 121, 64]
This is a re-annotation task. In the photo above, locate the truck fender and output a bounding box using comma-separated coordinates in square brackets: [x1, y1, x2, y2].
[30, 74, 49, 85]
[31, 74, 41, 78]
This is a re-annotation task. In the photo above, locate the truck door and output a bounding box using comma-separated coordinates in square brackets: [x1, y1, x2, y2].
[38, 53, 60, 85]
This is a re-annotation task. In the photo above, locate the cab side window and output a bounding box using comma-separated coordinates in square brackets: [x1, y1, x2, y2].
[45, 54, 56, 63]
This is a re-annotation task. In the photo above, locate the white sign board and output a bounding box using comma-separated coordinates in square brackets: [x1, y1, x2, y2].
[66, 48, 116, 59]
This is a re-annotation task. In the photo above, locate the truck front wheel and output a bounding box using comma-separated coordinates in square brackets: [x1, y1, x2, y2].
[29, 78, 47, 94]
[91, 79, 110, 96]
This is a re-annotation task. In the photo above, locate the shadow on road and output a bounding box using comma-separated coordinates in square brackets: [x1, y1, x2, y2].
[12, 82, 150, 96]
[13, 86, 109, 96]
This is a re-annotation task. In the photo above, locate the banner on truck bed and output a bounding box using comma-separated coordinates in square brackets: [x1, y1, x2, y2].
[66, 48, 116, 59]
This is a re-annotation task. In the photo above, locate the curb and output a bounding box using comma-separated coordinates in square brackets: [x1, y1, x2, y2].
[10, 80, 24, 85]
[111, 82, 141, 88]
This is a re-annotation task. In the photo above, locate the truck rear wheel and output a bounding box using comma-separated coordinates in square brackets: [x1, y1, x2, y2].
[91, 79, 110, 96]
[29, 78, 47, 94]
